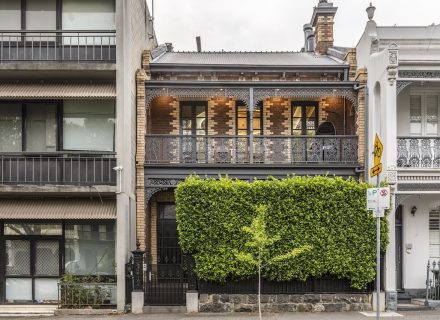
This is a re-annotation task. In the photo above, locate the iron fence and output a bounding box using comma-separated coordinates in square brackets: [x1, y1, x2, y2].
[57, 282, 117, 309]
[397, 137, 440, 168]
[426, 260, 440, 302]
[145, 135, 358, 165]
[0, 30, 116, 62]
[0, 152, 116, 186]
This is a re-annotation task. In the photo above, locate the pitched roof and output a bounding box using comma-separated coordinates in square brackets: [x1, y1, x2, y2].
[151, 51, 344, 67]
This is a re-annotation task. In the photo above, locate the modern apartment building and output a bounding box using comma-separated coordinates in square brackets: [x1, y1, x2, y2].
[0, 0, 156, 311]
[356, 3, 440, 310]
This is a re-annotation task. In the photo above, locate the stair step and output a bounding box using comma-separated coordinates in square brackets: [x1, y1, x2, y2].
[397, 303, 431, 311]
[0, 305, 56, 316]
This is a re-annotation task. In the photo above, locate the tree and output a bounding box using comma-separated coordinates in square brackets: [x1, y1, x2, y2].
[235, 205, 312, 319]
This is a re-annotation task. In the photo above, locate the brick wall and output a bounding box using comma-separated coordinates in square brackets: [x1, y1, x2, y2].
[209, 99, 235, 135]
[315, 15, 334, 55]
[150, 97, 178, 134]
[355, 68, 368, 169]
[264, 99, 290, 135]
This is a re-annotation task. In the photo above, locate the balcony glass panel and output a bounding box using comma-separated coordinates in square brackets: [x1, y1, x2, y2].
[62, 0, 115, 45]
[63, 100, 115, 152]
[25, 104, 57, 152]
[0, 1, 21, 31]
[0, 104, 22, 152]
[26, 0, 56, 31]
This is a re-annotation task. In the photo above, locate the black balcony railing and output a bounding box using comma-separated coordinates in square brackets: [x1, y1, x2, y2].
[145, 135, 358, 165]
[0, 152, 116, 186]
[0, 30, 116, 63]
[397, 137, 440, 168]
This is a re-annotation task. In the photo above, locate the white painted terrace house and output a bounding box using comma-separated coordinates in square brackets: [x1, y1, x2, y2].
[356, 3, 440, 310]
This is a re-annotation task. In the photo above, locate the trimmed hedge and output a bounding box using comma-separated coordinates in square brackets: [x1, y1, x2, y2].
[175, 176, 389, 289]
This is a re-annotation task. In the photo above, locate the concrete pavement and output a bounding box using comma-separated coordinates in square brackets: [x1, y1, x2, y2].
[9, 311, 440, 320]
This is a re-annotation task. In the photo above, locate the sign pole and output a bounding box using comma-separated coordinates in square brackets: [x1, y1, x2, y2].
[376, 175, 380, 320]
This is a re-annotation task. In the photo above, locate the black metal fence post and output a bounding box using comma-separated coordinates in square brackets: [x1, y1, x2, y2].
[132, 240, 145, 292]
[187, 255, 197, 292]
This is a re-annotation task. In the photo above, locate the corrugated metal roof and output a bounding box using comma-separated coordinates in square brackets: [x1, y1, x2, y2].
[0, 82, 116, 99]
[151, 52, 343, 66]
[0, 198, 116, 219]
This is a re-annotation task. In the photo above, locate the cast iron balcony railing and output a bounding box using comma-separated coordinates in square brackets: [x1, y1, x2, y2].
[0, 152, 116, 186]
[397, 137, 440, 168]
[0, 30, 116, 63]
[145, 135, 358, 165]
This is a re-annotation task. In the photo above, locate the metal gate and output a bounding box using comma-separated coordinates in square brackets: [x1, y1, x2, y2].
[144, 203, 187, 306]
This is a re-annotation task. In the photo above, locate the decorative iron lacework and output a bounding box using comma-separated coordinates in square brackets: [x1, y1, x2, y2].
[145, 178, 182, 204]
[399, 70, 440, 79]
[145, 87, 250, 109]
[395, 194, 413, 207]
[396, 81, 414, 96]
[253, 87, 358, 110]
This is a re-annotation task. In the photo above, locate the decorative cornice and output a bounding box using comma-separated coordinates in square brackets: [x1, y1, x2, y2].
[399, 70, 440, 79]
[253, 87, 358, 110]
[145, 87, 250, 109]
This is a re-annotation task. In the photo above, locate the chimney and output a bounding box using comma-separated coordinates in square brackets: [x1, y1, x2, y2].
[165, 42, 173, 52]
[310, 0, 338, 55]
[303, 24, 314, 52]
[196, 36, 202, 52]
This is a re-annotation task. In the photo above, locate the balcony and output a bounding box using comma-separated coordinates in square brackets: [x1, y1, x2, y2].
[0, 152, 116, 186]
[397, 137, 440, 168]
[146, 135, 358, 165]
[0, 30, 116, 63]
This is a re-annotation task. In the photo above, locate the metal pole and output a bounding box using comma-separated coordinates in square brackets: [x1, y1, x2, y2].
[376, 175, 380, 320]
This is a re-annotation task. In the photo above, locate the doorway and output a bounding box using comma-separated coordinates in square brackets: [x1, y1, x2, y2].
[396, 205, 403, 291]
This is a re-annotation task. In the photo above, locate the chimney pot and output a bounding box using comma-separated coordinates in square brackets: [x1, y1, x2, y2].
[196, 36, 202, 52]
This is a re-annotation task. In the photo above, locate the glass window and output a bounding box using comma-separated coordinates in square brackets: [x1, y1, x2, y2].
[292, 102, 317, 136]
[0, 104, 22, 152]
[63, 100, 115, 151]
[430, 211, 440, 259]
[65, 222, 116, 275]
[291, 106, 302, 136]
[25, 104, 57, 152]
[180, 103, 207, 136]
[62, 0, 115, 30]
[426, 96, 439, 136]
[4, 223, 62, 236]
[306, 106, 317, 136]
[237, 105, 248, 136]
[0, 1, 21, 30]
[253, 105, 263, 136]
[410, 96, 422, 135]
[26, 0, 56, 30]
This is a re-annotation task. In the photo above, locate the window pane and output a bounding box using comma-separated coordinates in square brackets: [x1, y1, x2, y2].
[4, 224, 62, 236]
[159, 204, 176, 219]
[195, 106, 206, 117]
[63, 100, 115, 151]
[35, 241, 59, 276]
[62, 0, 115, 30]
[6, 279, 32, 302]
[410, 96, 422, 135]
[65, 222, 116, 275]
[26, 0, 56, 30]
[25, 104, 57, 152]
[426, 96, 439, 135]
[6, 240, 30, 276]
[181, 105, 192, 118]
[0, 1, 21, 30]
[292, 106, 302, 118]
[0, 104, 22, 152]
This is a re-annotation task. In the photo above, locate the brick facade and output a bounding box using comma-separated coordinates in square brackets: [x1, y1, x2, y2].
[315, 15, 334, 55]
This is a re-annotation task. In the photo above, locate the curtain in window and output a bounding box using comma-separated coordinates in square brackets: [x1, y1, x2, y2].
[0, 104, 22, 152]
[63, 100, 115, 152]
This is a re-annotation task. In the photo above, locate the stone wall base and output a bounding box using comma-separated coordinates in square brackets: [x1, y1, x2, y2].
[199, 293, 372, 313]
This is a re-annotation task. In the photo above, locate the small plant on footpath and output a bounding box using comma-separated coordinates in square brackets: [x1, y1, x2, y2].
[235, 204, 311, 319]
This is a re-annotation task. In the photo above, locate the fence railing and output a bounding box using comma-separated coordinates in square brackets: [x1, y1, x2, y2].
[145, 135, 358, 165]
[58, 282, 117, 309]
[397, 137, 440, 168]
[426, 260, 440, 303]
[0, 30, 116, 62]
[0, 152, 116, 186]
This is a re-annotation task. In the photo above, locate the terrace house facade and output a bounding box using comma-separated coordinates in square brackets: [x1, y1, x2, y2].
[136, 0, 368, 309]
[0, 0, 156, 311]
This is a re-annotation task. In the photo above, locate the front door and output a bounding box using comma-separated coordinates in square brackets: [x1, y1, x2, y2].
[396, 206, 403, 290]
[4, 224, 62, 304]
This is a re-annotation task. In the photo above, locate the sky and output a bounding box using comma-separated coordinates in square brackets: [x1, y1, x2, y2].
[147, 0, 440, 52]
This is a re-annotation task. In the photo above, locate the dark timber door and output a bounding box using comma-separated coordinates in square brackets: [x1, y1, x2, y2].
[145, 203, 187, 306]
[396, 206, 403, 290]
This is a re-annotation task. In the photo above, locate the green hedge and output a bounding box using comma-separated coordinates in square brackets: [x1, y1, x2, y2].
[175, 175, 389, 289]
